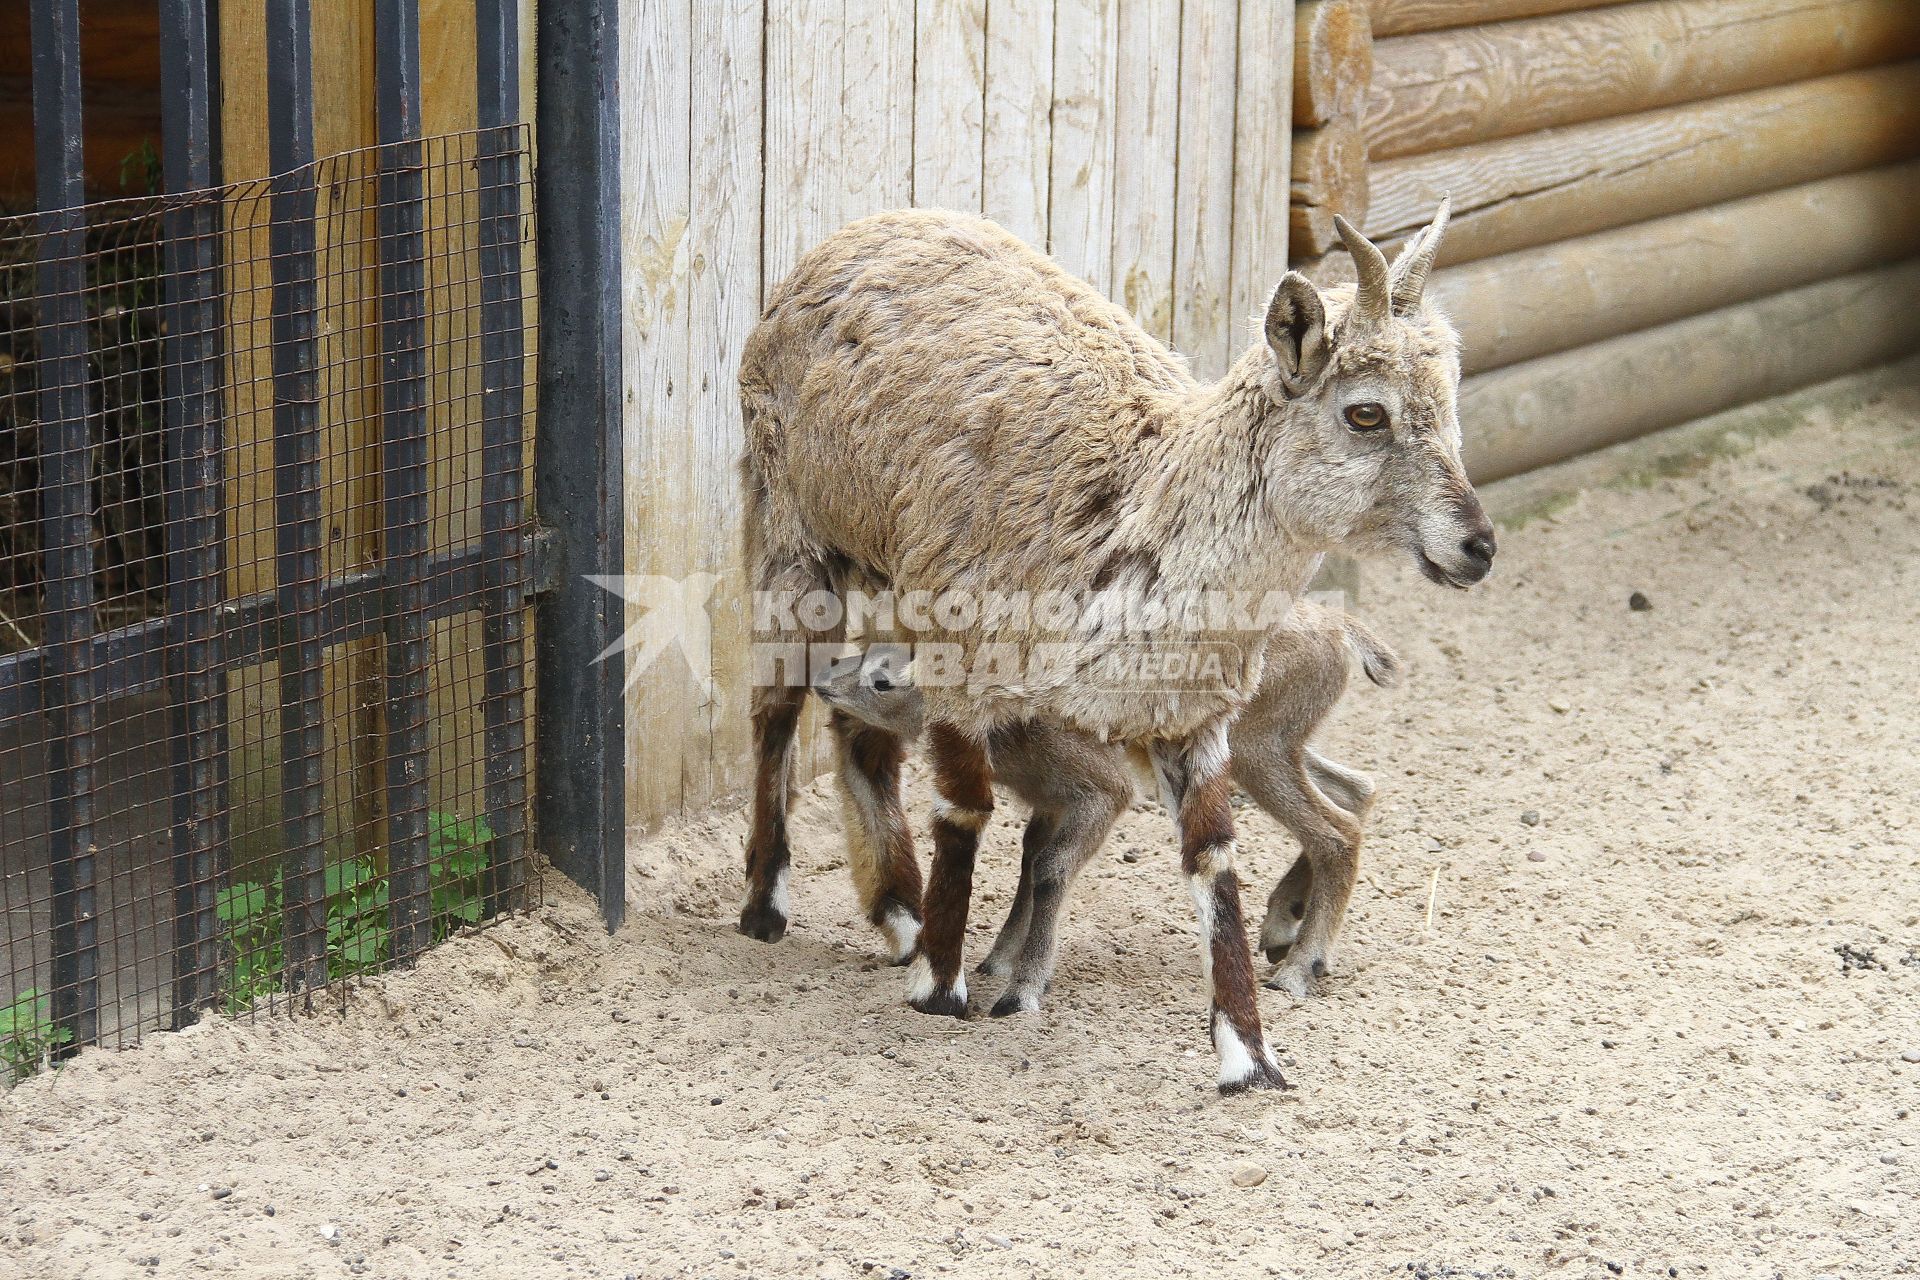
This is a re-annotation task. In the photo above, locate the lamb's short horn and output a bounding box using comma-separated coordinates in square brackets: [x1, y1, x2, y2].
[1335, 214, 1390, 330]
[1389, 195, 1452, 314]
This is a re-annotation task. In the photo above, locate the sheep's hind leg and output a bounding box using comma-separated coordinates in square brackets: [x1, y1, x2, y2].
[1152, 733, 1288, 1095]
[740, 554, 840, 943]
[905, 724, 994, 1017]
[830, 709, 924, 963]
[740, 678, 805, 942]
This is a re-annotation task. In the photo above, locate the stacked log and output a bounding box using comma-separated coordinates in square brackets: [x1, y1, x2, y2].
[1297, 0, 1920, 479]
[1289, 0, 1374, 255]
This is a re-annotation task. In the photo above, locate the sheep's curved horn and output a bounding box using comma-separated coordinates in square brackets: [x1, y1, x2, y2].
[1389, 194, 1452, 314]
[1335, 214, 1390, 330]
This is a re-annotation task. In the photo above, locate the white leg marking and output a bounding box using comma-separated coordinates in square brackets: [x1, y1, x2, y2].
[769, 866, 791, 922]
[931, 799, 991, 833]
[880, 904, 921, 963]
[904, 954, 937, 1004]
[1189, 720, 1232, 790]
[1186, 872, 1218, 995]
[1213, 1011, 1260, 1088]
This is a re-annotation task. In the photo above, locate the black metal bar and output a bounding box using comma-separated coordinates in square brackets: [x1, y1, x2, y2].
[375, 0, 434, 964]
[30, 0, 99, 1054]
[158, 0, 229, 1029]
[0, 536, 562, 726]
[265, 0, 328, 994]
[476, 0, 530, 916]
[535, 0, 626, 929]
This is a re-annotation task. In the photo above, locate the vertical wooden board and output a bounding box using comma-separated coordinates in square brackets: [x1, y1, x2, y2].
[840, 0, 917, 218]
[419, 0, 486, 814]
[620, 0, 696, 831]
[1171, 0, 1238, 377]
[1229, 0, 1293, 358]
[683, 0, 764, 815]
[912, 0, 986, 210]
[763, 2, 843, 286]
[982, 0, 1052, 247]
[215, 4, 271, 602]
[1047, 0, 1118, 284]
[764, 1, 914, 786]
[306, 1, 384, 861]
[1109, 0, 1180, 341]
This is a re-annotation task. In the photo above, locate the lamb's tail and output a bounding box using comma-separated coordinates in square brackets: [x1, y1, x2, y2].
[1342, 616, 1403, 688]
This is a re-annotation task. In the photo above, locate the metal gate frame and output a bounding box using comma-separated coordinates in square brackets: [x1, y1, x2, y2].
[8, 0, 629, 1057]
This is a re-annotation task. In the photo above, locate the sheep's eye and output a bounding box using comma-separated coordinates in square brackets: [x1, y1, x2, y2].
[1344, 402, 1388, 432]
[870, 671, 894, 693]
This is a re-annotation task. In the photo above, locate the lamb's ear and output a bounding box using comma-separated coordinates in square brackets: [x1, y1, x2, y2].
[1265, 273, 1331, 397]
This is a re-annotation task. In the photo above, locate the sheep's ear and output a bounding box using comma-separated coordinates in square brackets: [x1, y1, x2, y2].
[1265, 273, 1331, 396]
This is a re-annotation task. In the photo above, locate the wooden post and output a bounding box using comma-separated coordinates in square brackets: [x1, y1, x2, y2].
[1289, 0, 1371, 261]
[1293, 0, 1371, 127]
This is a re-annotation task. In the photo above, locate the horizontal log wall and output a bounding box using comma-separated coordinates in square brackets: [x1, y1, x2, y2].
[1299, 0, 1920, 478]
[1365, 0, 1920, 161]
[1461, 258, 1920, 481]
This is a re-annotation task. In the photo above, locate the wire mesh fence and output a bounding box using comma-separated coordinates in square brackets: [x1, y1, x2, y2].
[0, 126, 540, 1078]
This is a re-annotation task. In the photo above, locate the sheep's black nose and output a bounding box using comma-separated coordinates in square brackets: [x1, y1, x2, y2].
[1462, 530, 1496, 569]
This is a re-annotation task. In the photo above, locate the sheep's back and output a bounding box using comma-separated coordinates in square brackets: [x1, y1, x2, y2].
[742, 209, 1194, 594]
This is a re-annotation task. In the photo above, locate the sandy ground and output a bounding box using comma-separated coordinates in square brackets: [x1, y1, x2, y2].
[6, 370, 1920, 1280]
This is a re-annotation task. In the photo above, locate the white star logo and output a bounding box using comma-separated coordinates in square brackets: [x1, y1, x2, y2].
[586, 572, 723, 703]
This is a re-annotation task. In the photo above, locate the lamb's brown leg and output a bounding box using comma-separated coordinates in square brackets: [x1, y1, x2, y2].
[976, 811, 1048, 979]
[829, 709, 924, 963]
[906, 723, 993, 1017]
[1151, 731, 1288, 1095]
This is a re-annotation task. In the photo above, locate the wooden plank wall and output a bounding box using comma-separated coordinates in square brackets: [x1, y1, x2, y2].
[619, 1, 1297, 833]
[1289, 0, 1920, 480]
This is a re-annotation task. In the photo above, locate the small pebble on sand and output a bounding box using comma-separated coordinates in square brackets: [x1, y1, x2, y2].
[1901, 1049, 1920, 1064]
[1230, 1162, 1268, 1188]
[1521, 810, 1541, 826]
[1526, 850, 1548, 863]
[1629, 591, 1652, 611]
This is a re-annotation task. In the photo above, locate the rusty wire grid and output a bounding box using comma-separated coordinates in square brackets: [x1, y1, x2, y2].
[1, 126, 541, 1074]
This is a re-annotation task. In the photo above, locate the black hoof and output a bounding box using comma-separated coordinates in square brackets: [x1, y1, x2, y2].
[737, 900, 788, 943]
[1264, 943, 1290, 964]
[1218, 1060, 1291, 1096]
[908, 989, 969, 1019]
[989, 992, 1037, 1018]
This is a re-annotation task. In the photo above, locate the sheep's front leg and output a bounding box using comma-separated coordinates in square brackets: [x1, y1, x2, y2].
[905, 724, 994, 1017]
[1151, 732, 1288, 1094]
